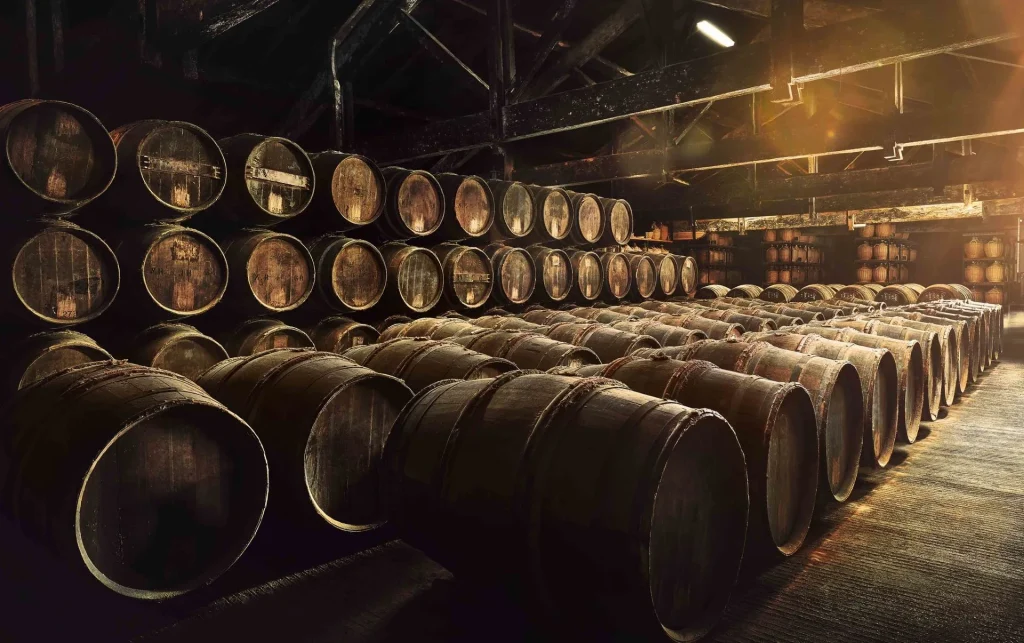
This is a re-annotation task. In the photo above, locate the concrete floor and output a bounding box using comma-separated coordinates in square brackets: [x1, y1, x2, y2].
[2, 315, 1023, 643]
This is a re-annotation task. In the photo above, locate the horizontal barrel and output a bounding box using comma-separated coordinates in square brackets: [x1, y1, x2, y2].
[528, 246, 573, 304]
[652, 254, 679, 298]
[199, 350, 412, 534]
[542, 322, 661, 362]
[433, 243, 494, 310]
[626, 253, 657, 300]
[380, 167, 444, 239]
[342, 337, 516, 391]
[221, 230, 314, 314]
[568, 250, 604, 303]
[745, 331, 899, 469]
[220, 318, 316, 356]
[114, 224, 226, 319]
[519, 308, 581, 325]
[880, 311, 969, 398]
[600, 252, 631, 301]
[727, 285, 763, 299]
[380, 243, 444, 313]
[473, 314, 546, 332]
[645, 339, 865, 504]
[0, 99, 117, 215]
[127, 323, 229, 381]
[105, 120, 226, 222]
[565, 191, 606, 246]
[762, 284, 801, 303]
[4, 220, 120, 326]
[488, 180, 536, 242]
[609, 320, 707, 346]
[675, 255, 699, 297]
[567, 306, 633, 325]
[4, 362, 268, 598]
[697, 285, 729, 300]
[215, 134, 314, 226]
[788, 325, 925, 446]
[616, 305, 745, 339]
[309, 235, 387, 312]
[870, 315, 958, 407]
[6, 330, 111, 394]
[384, 372, 749, 641]
[525, 185, 572, 244]
[562, 356, 816, 556]
[597, 197, 633, 246]
[286, 151, 385, 234]
[435, 173, 494, 240]
[452, 329, 600, 370]
[484, 244, 536, 306]
[307, 316, 380, 353]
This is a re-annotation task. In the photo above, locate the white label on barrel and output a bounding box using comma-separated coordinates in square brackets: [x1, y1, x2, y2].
[245, 166, 312, 189]
[467, 290, 476, 304]
[551, 256, 561, 266]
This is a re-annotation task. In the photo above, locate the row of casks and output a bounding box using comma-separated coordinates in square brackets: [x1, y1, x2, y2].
[0, 100, 632, 247]
[2, 218, 699, 327]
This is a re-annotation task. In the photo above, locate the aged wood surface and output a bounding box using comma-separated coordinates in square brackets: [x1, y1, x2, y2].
[310, 236, 387, 312]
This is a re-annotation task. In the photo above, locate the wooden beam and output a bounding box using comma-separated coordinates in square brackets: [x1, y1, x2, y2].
[696, 0, 879, 28]
[334, 80, 354, 150]
[513, 0, 580, 100]
[399, 11, 489, 92]
[362, 3, 1017, 162]
[354, 98, 436, 121]
[517, 0, 643, 100]
[769, 0, 803, 103]
[512, 101, 1024, 185]
[195, 0, 285, 43]
[488, 0, 516, 138]
[25, 0, 39, 95]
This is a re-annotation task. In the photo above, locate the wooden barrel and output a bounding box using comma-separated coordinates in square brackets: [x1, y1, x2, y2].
[4, 362, 268, 598]
[651, 339, 864, 503]
[792, 284, 835, 303]
[4, 221, 120, 326]
[221, 319, 315, 356]
[745, 331, 899, 469]
[307, 235, 386, 312]
[518, 308, 579, 325]
[876, 284, 918, 306]
[876, 315, 958, 406]
[569, 250, 604, 303]
[379, 317, 479, 342]
[0, 99, 117, 215]
[827, 318, 943, 427]
[484, 244, 536, 306]
[114, 224, 226, 319]
[652, 254, 678, 298]
[488, 180, 536, 241]
[221, 230, 314, 314]
[527, 246, 573, 304]
[379, 243, 444, 313]
[567, 307, 633, 324]
[697, 308, 777, 332]
[379, 167, 444, 239]
[6, 330, 111, 394]
[433, 243, 494, 310]
[759, 284, 799, 303]
[626, 253, 657, 300]
[727, 285, 763, 299]
[215, 134, 314, 226]
[916, 306, 983, 380]
[104, 120, 226, 222]
[525, 185, 572, 244]
[564, 356, 816, 556]
[472, 315, 546, 331]
[788, 325, 925, 448]
[674, 255, 698, 297]
[199, 350, 412, 534]
[285, 151, 385, 234]
[597, 197, 633, 246]
[835, 285, 878, 305]
[123, 322, 227, 381]
[636, 311, 743, 340]
[435, 173, 494, 240]
[759, 304, 824, 323]
[451, 329, 600, 369]
[342, 337, 516, 392]
[543, 321, 661, 361]
[566, 191, 606, 246]
[385, 371, 749, 641]
[609, 320, 706, 346]
[697, 285, 729, 299]
[307, 316, 380, 353]
[600, 252, 631, 301]
[919, 284, 966, 302]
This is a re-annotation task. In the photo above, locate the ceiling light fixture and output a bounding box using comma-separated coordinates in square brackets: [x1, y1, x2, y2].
[696, 20, 735, 48]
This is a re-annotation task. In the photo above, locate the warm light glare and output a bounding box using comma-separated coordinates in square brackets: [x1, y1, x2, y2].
[696, 20, 735, 48]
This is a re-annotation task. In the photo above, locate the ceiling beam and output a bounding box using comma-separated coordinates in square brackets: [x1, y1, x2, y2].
[513, 0, 581, 100]
[361, 2, 1017, 162]
[512, 100, 1024, 186]
[398, 10, 489, 92]
[695, 0, 879, 28]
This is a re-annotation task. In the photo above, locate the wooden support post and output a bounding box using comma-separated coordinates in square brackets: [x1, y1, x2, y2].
[513, 0, 579, 101]
[25, 0, 39, 96]
[334, 81, 355, 150]
[488, 0, 515, 149]
[770, 0, 803, 103]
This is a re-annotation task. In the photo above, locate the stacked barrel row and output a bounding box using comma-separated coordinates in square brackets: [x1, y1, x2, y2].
[763, 229, 826, 286]
[853, 222, 914, 284]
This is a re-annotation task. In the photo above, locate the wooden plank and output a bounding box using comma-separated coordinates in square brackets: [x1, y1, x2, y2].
[196, 0, 285, 42]
[513, 0, 580, 100]
[517, 0, 644, 100]
[364, 3, 1016, 162]
[399, 11, 489, 91]
[770, 0, 803, 102]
